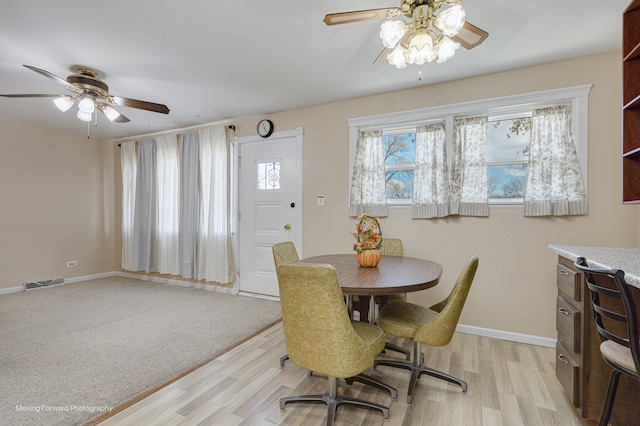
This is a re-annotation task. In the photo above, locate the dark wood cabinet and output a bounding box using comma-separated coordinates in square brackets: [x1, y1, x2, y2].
[555, 255, 640, 424]
[623, 0, 640, 202]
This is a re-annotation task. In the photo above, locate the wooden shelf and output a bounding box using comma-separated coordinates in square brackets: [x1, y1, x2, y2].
[622, 0, 640, 202]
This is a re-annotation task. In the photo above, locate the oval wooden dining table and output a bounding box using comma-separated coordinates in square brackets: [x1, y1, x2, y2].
[299, 253, 442, 296]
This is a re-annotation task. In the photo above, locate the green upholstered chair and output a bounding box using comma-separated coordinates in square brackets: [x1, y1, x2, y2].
[375, 255, 479, 403]
[352, 238, 411, 360]
[575, 257, 640, 426]
[377, 238, 407, 311]
[277, 262, 390, 425]
[272, 242, 299, 367]
[352, 238, 405, 322]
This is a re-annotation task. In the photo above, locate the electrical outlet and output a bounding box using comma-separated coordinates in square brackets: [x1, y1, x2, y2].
[66, 260, 77, 268]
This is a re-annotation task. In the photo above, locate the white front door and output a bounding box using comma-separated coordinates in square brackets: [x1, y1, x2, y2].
[236, 128, 302, 297]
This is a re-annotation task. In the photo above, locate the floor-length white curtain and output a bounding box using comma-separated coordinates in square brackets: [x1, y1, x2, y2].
[179, 131, 199, 279]
[412, 122, 449, 218]
[523, 105, 587, 216]
[450, 116, 489, 216]
[133, 139, 157, 272]
[156, 135, 181, 275]
[349, 130, 388, 217]
[120, 141, 137, 270]
[197, 127, 233, 283]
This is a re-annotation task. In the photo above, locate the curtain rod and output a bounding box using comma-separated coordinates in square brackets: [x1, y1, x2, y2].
[116, 124, 235, 147]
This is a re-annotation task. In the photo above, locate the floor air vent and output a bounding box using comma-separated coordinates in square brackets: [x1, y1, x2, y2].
[24, 277, 65, 291]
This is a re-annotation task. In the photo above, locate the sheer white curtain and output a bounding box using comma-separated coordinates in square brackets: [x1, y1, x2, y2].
[197, 127, 233, 283]
[524, 105, 587, 216]
[179, 131, 199, 279]
[120, 141, 137, 270]
[133, 139, 157, 272]
[450, 116, 489, 216]
[412, 122, 449, 218]
[349, 130, 388, 217]
[156, 135, 181, 275]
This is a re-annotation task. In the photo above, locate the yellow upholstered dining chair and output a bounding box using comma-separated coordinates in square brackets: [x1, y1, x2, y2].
[375, 255, 479, 403]
[352, 238, 405, 323]
[277, 262, 390, 425]
[575, 257, 640, 426]
[377, 238, 406, 309]
[272, 241, 299, 367]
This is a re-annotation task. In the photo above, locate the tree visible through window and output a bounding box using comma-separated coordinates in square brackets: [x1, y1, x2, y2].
[382, 116, 532, 204]
[487, 115, 531, 201]
[351, 85, 589, 212]
[383, 131, 415, 200]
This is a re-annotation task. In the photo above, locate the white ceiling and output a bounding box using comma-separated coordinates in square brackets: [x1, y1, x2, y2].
[0, 0, 631, 140]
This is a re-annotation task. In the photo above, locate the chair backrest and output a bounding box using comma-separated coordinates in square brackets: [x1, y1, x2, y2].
[277, 262, 374, 378]
[575, 257, 640, 373]
[272, 241, 299, 269]
[414, 256, 479, 346]
[379, 238, 403, 257]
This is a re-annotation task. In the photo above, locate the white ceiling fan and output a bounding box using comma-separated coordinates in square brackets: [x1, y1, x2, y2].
[324, 0, 489, 67]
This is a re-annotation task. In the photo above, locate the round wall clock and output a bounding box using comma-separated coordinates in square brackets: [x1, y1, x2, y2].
[257, 119, 274, 138]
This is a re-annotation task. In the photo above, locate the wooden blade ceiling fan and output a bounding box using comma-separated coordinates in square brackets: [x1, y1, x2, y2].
[324, 0, 488, 66]
[0, 65, 170, 124]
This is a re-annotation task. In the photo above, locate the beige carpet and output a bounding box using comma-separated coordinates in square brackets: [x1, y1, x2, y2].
[0, 276, 281, 426]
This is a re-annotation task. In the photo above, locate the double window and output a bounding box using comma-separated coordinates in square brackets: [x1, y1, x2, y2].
[349, 85, 591, 217]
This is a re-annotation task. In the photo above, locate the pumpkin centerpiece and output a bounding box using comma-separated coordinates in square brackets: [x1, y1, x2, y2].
[352, 214, 382, 268]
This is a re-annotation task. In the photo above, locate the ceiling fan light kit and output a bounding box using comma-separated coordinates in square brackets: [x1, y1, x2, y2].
[0, 64, 170, 132]
[325, 0, 488, 69]
[53, 96, 74, 112]
[381, 1, 465, 68]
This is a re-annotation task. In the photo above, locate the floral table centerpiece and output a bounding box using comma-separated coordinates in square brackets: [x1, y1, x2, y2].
[353, 214, 382, 267]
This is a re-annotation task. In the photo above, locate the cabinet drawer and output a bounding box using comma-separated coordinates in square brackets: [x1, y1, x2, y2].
[556, 296, 580, 354]
[556, 340, 579, 407]
[557, 264, 581, 301]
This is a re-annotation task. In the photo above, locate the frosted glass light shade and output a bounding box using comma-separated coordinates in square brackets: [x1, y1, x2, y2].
[380, 20, 407, 48]
[53, 96, 74, 112]
[387, 44, 408, 69]
[78, 96, 95, 114]
[436, 36, 460, 63]
[101, 105, 120, 122]
[435, 5, 465, 36]
[407, 31, 435, 65]
[77, 110, 92, 122]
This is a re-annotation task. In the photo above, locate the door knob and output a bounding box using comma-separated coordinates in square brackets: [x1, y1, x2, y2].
[284, 224, 291, 230]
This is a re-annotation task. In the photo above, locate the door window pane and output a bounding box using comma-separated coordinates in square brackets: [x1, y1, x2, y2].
[257, 161, 280, 190]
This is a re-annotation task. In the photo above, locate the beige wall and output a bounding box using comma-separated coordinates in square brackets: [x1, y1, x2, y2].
[3, 51, 636, 341]
[0, 118, 115, 290]
[225, 51, 638, 339]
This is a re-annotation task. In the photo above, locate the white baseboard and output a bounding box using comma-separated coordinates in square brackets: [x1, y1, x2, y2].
[115, 271, 239, 295]
[0, 272, 118, 295]
[456, 324, 556, 348]
[0, 285, 23, 295]
[65, 271, 117, 284]
[237, 291, 280, 301]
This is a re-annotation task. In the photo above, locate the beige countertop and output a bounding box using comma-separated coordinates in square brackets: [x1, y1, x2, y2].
[549, 245, 640, 288]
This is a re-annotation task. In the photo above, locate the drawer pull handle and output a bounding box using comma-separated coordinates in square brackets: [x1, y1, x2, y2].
[558, 307, 570, 316]
[559, 269, 570, 276]
[558, 353, 569, 365]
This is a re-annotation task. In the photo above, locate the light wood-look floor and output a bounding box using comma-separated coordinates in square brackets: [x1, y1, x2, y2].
[95, 322, 585, 425]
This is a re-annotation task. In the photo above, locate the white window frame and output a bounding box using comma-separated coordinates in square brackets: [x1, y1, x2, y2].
[348, 85, 592, 208]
